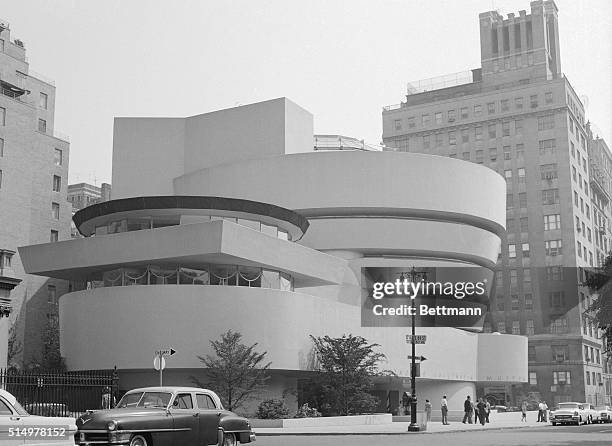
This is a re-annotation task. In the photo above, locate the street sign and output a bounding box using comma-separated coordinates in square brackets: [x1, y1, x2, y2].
[155, 348, 176, 357]
[407, 355, 427, 361]
[405, 335, 427, 344]
[153, 356, 166, 371]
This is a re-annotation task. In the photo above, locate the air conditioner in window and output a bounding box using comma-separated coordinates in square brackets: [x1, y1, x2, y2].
[448, 118, 455, 122]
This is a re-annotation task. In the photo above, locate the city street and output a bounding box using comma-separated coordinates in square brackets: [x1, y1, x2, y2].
[258, 424, 612, 446]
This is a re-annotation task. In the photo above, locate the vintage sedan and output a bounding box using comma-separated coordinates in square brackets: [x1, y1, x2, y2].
[550, 402, 592, 425]
[594, 405, 612, 423]
[0, 388, 78, 445]
[75, 387, 255, 446]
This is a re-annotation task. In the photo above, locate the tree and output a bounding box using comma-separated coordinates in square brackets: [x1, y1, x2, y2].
[39, 316, 66, 371]
[308, 334, 385, 416]
[191, 330, 270, 411]
[582, 252, 612, 352]
[7, 323, 23, 370]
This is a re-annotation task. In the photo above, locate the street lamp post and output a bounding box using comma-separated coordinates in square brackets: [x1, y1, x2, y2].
[400, 267, 427, 432]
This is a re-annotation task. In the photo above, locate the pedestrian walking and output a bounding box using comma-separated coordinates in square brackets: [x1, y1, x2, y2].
[441, 395, 449, 425]
[485, 400, 491, 423]
[462, 395, 473, 424]
[477, 398, 487, 426]
[521, 401, 528, 422]
[474, 398, 479, 424]
[101, 387, 115, 410]
[542, 401, 548, 422]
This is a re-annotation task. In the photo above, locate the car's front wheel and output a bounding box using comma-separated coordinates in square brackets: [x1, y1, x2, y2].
[130, 435, 149, 446]
[221, 432, 236, 446]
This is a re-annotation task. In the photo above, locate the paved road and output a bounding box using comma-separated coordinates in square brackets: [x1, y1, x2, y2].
[257, 423, 612, 446]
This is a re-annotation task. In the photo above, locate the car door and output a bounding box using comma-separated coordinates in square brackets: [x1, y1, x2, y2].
[195, 393, 221, 445]
[169, 393, 199, 445]
[0, 396, 24, 445]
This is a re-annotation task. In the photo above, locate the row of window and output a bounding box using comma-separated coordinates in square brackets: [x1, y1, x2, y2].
[72, 265, 295, 291]
[93, 215, 292, 241]
[393, 92, 553, 131]
[495, 266, 566, 288]
[527, 371, 572, 386]
[0, 136, 63, 165]
[584, 345, 602, 364]
[585, 370, 603, 386]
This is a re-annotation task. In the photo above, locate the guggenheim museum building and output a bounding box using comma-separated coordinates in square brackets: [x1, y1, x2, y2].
[20, 98, 527, 415]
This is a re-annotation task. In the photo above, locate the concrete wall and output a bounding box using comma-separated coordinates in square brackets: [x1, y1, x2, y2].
[112, 98, 313, 199]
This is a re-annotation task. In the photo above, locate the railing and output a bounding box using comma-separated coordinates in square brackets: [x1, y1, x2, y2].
[0, 85, 25, 100]
[314, 134, 383, 151]
[406, 70, 474, 95]
[382, 104, 403, 112]
[0, 368, 117, 416]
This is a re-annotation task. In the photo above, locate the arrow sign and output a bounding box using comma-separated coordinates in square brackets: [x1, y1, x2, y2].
[155, 348, 176, 357]
[407, 355, 427, 361]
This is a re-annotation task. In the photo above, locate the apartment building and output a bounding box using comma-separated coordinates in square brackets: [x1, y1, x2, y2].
[382, 1, 610, 405]
[0, 20, 71, 368]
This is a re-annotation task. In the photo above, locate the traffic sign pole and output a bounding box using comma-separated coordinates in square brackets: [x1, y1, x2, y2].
[159, 352, 163, 387]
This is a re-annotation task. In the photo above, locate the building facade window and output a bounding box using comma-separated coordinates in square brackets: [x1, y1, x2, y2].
[502, 121, 510, 136]
[47, 285, 57, 304]
[54, 148, 63, 166]
[530, 94, 538, 108]
[520, 217, 528, 232]
[544, 214, 561, 230]
[394, 119, 402, 130]
[435, 112, 443, 124]
[38, 118, 47, 133]
[473, 105, 482, 117]
[52, 175, 61, 192]
[512, 320, 520, 334]
[538, 114, 555, 130]
[552, 371, 570, 385]
[449, 131, 456, 145]
[545, 240, 563, 256]
[525, 295, 533, 311]
[422, 114, 430, 126]
[549, 291, 565, 308]
[40, 92, 48, 110]
[515, 119, 523, 134]
[545, 92, 553, 104]
[501, 99, 509, 111]
[0, 107, 6, 125]
[508, 244, 516, 258]
[552, 345, 569, 361]
[511, 296, 520, 311]
[539, 139, 556, 155]
[475, 126, 483, 141]
[522, 243, 530, 257]
[448, 110, 456, 122]
[460, 107, 468, 119]
[487, 102, 496, 114]
[529, 371, 537, 385]
[504, 145, 511, 160]
[546, 266, 563, 281]
[52, 202, 60, 219]
[50, 230, 59, 242]
[550, 317, 568, 334]
[542, 188, 559, 205]
[526, 319, 535, 335]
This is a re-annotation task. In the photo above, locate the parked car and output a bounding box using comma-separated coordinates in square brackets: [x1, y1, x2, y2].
[0, 389, 78, 445]
[594, 405, 612, 423]
[75, 386, 256, 446]
[582, 403, 599, 423]
[550, 402, 593, 425]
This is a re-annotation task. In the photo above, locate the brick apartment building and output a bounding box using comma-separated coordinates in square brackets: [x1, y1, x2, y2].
[382, 0, 611, 405]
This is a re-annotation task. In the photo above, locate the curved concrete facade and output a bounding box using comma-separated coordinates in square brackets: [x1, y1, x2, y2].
[19, 98, 526, 414]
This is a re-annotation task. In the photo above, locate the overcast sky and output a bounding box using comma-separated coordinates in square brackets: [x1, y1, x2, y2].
[3, 0, 611, 184]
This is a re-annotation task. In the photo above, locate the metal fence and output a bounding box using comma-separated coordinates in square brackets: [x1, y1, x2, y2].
[0, 368, 117, 417]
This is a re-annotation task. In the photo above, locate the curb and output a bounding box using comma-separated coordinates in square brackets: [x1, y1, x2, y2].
[255, 423, 549, 436]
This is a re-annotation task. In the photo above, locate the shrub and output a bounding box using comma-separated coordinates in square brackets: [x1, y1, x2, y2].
[294, 403, 322, 418]
[255, 399, 289, 419]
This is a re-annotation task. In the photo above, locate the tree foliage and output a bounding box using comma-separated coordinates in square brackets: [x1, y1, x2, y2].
[582, 253, 612, 352]
[39, 317, 66, 372]
[308, 334, 385, 416]
[191, 330, 271, 411]
[7, 323, 23, 370]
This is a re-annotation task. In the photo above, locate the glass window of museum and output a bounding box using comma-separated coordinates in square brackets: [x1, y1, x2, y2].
[73, 214, 295, 292]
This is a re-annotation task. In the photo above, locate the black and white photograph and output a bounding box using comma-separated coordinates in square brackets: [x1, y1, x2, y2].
[0, 1, 611, 445]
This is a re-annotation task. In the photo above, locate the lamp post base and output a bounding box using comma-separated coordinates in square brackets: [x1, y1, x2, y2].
[408, 423, 421, 432]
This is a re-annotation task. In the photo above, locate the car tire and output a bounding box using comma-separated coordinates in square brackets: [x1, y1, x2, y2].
[129, 435, 149, 446]
[221, 432, 236, 446]
[551, 422, 556, 426]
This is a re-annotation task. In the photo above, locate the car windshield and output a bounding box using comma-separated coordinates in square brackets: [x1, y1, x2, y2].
[117, 392, 172, 409]
[11, 399, 29, 416]
[557, 403, 580, 410]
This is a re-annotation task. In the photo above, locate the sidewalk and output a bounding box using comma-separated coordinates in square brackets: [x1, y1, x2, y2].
[255, 411, 548, 436]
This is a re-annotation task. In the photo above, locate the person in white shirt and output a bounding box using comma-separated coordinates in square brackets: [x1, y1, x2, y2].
[441, 395, 449, 425]
[538, 401, 545, 422]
